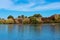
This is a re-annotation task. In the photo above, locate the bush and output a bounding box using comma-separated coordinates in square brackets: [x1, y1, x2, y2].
[6, 19, 14, 24]
[7, 15, 14, 19]
[33, 14, 42, 17]
[30, 17, 40, 24]
[23, 18, 30, 24]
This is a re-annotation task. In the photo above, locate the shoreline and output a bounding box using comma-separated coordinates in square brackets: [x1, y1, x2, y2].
[0, 14, 60, 24]
[0, 23, 60, 24]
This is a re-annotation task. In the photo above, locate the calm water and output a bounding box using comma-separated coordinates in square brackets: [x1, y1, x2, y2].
[0, 24, 60, 40]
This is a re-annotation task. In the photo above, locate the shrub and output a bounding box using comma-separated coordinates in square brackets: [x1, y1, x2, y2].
[6, 19, 14, 24]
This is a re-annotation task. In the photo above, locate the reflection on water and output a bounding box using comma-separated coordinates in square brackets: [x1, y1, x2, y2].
[0, 24, 60, 40]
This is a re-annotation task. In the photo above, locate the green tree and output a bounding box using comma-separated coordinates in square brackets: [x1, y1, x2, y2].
[33, 14, 42, 17]
[18, 16, 21, 18]
[28, 16, 33, 18]
[20, 15, 24, 18]
[30, 17, 39, 24]
[23, 18, 30, 24]
[7, 15, 14, 19]
[25, 16, 27, 18]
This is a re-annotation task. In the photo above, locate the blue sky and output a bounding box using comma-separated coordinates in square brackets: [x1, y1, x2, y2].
[0, 0, 60, 19]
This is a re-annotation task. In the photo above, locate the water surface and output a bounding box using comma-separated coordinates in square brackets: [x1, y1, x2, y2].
[0, 24, 60, 40]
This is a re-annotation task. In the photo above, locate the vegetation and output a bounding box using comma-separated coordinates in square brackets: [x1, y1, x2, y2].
[30, 17, 39, 24]
[6, 19, 14, 24]
[7, 15, 14, 19]
[23, 18, 30, 24]
[21, 15, 24, 18]
[0, 14, 60, 24]
[33, 14, 42, 17]
[18, 16, 21, 18]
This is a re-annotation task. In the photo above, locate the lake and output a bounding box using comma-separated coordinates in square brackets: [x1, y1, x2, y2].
[0, 24, 60, 40]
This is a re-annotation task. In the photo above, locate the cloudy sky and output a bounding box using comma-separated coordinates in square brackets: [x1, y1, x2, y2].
[0, 0, 60, 18]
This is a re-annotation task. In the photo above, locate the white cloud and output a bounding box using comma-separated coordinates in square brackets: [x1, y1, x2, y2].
[28, 0, 46, 4]
[0, 0, 60, 11]
[31, 2, 60, 11]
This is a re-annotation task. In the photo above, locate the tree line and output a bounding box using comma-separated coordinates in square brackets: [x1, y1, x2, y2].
[0, 14, 60, 24]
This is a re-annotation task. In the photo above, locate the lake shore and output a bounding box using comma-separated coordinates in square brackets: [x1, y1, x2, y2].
[0, 14, 60, 24]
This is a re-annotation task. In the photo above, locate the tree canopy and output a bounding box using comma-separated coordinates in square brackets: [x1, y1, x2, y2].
[7, 15, 14, 19]
[21, 15, 24, 18]
[18, 16, 21, 18]
[33, 14, 42, 17]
